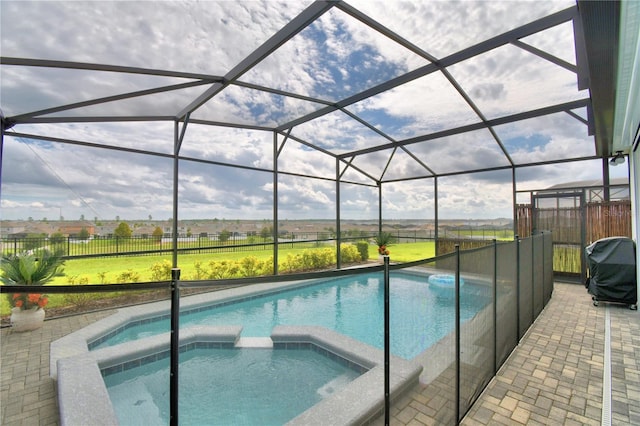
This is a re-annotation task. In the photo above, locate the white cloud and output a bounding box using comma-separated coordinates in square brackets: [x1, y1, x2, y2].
[0, 0, 603, 222]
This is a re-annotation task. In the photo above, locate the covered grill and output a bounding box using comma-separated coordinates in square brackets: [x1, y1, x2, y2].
[585, 237, 637, 309]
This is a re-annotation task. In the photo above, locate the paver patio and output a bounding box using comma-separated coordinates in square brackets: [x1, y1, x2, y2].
[1, 283, 638, 425]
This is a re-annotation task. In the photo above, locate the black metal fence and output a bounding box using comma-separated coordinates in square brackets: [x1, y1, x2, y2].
[1, 228, 515, 259]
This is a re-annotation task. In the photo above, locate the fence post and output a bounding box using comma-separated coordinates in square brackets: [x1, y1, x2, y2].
[515, 235, 521, 341]
[493, 239, 497, 375]
[531, 234, 535, 324]
[170, 268, 181, 426]
[383, 255, 390, 426]
[455, 244, 461, 424]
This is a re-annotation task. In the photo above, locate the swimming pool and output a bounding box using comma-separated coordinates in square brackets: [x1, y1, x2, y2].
[90, 271, 490, 360]
[104, 345, 362, 425]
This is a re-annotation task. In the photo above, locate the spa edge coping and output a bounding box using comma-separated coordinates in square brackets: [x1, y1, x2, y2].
[56, 325, 423, 426]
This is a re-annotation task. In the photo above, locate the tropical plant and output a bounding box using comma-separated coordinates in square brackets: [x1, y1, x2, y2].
[1, 250, 65, 311]
[1, 250, 65, 286]
[373, 232, 392, 255]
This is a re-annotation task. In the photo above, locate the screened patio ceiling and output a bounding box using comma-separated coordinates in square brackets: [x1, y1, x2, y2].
[0, 0, 624, 221]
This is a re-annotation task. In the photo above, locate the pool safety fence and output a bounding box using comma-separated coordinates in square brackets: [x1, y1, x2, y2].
[4, 231, 553, 425]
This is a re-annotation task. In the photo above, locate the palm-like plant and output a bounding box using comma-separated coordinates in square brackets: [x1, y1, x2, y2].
[1, 250, 65, 285]
[373, 232, 392, 255]
[2, 250, 65, 311]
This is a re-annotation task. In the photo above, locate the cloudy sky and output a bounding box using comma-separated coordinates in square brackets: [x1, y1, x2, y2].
[0, 1, 628, 222]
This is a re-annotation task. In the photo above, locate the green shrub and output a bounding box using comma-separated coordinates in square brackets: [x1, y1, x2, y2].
[192, 260, 207, 280]
[300, 249, 323, 270]
[260, 257, 274, 276]
[115, 269, 141, 283]
[340, 244, 361, 263]
[207, 260, 240, 279]
[150, 260, 172, 281]
[63, 275, 92, 307]
[356, 241, 370, 261]
[284, 248, 335, 272]
[240, 256, 261, 277]
[281, 253, 299, 272]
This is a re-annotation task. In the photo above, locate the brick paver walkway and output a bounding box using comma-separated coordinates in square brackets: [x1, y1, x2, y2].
[382, 283, 639, 425]
[1, 283, 638, 425]
[461, 282, 606, 425]
[1, 310, 116, 425]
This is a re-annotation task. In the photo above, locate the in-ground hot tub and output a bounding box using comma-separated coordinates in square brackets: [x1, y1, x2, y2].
[56, 326, 421, 425]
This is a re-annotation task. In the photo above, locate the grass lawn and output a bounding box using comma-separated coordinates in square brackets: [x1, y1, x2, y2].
[1, 242, 436, 316]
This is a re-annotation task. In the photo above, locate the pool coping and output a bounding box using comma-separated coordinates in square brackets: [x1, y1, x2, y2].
[56, 325, 422, 426]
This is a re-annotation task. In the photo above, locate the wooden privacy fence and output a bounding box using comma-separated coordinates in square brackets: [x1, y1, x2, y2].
[516, 200, 632, 242]
[436, 238, 493, 256]
[586, 201, 633, 242]
[515, 200, 632, 277]
[516, 203, 533, 239]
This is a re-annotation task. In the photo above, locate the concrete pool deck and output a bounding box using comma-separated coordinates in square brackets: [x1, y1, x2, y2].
[1, 282, 639, 425]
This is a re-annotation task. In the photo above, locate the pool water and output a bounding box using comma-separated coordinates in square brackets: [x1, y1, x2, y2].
[94, 272, 490, 359]
[103, 347, 361, 425]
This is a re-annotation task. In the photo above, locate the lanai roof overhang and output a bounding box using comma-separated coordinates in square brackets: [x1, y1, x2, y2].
[0, 0, 627, 223]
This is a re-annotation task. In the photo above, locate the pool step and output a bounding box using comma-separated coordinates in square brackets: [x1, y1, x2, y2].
[235, 337, 274, 348]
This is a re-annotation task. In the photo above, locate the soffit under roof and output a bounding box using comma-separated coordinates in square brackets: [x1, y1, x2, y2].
[0, 0, 620, 183]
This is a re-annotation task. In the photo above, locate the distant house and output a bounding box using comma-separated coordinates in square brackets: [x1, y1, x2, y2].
[132, 226, 159, 237]
[0, 223, 27, 237]
[540, 178, 630, 202]
[3, 222, 55, 238]
[58, 224, 96, 237]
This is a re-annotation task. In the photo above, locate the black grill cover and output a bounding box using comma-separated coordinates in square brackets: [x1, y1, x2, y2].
[585, 237, 637, 304]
